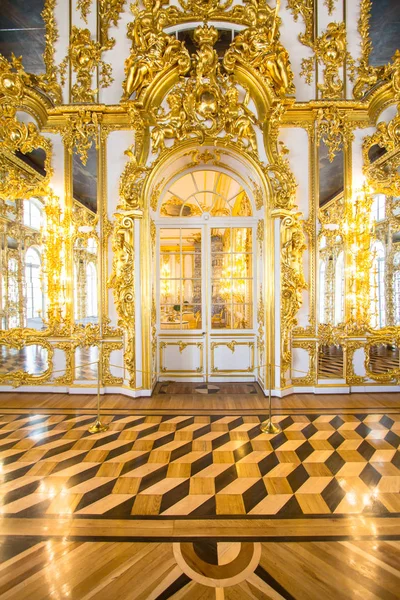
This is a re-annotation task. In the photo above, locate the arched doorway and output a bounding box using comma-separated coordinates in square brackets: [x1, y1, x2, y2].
[153, 166, 261, 382]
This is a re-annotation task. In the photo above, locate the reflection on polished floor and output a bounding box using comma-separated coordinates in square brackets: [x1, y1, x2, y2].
[0, 391, 399, 598]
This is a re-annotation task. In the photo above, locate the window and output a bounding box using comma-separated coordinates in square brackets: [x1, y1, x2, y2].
[370, 240, 385, 328]
[160, 171, 252, 218]
[25, 247, 42, 320]
[371, 194, 386, 222]
[334, 252, 345, 325]
[23, 198, 42, 230]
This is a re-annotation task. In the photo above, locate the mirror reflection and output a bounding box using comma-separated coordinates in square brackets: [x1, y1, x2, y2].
[73, 237, 98, 325]
[318, 344, 344, 379]
[75, 345, 98, 380]
[368, 343, 399, 375]
[0, 196, 46, 330]
[0, 344, 49, 376]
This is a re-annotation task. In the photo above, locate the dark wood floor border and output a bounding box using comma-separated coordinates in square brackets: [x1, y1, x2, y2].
[2, 517, 400, 540]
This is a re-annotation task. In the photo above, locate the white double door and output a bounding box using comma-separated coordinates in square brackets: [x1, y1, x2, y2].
[157, 218, 257, 381]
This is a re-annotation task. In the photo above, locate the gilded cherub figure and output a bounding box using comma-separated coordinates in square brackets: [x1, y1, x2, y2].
[224, 87, 258, 152]
[224, 0, 294, 97]
[122, 0, 190, 100]
[151, 92, 187, 152]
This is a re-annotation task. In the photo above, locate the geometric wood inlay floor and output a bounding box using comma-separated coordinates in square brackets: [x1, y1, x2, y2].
[1, 412, 400, 519]
[1, 538, 399, 599]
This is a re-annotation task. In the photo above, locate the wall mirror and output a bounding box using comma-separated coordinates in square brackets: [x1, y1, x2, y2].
[75, 345, 98, 381]
[0, 342, 51, 384]
[317, 139, 345, 379]
[72, 145, 99, 330]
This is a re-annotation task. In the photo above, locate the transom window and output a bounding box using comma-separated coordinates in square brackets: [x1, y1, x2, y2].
[160, 171, 252, 218]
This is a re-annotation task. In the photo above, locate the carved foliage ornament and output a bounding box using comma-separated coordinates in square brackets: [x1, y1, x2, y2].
[57, 109, 100, 165]
[59, 26, 113, 103]
[301, 22, 355, 99]
[316, 105, 354, 162]
[0, 59, 53, 198]
[353, 0, 400, 100]
[223, 1, 295, 97]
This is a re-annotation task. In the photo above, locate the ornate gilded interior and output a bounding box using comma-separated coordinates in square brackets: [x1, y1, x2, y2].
[0, 0, 399, 394]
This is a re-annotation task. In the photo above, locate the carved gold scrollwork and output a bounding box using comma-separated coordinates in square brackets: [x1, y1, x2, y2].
[292, 340, 317, 386]
[108, 212, 135, 386]
[302, 22, 356, 99]
[122, 1, 190, 101]
[59, 27, 113, 103]
[102, 341, 124, 385]
[223, 4, 295, 97]
[56, 109, 100, 165]
[316, 105, 354, 162]
[345, 340, 365, 385]
[364, 329, 400, 383]
[286, 0, 314, 48]
[280, 212, 307, 386]
[0, 337, 54, 387]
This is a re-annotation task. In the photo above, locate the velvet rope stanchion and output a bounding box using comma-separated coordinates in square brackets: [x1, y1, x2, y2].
[260, 362, 281, 434]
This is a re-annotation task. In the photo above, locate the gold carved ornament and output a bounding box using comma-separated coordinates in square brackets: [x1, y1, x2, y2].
[122, 1, 190, 101]
[265, 105, 297, 211]
[0, 55, 54, 202]
[108, 213, 136, 387]
[362, 105, 400, 197]
[150, 25, 261, 156]
[316, 105, 354, 162]
[41, 0, 62, 104]
[0, 336, 54, 387]
[286, 0, 314, 48]
[291, 340, 317, 386]
[301, 22, 355, 99]
[280, 212, 307, 387]
[223, 0, 295, 98]
[353, 0, 400, 100]
[56, 109, 100, 165]
[59, 27, 113, 103]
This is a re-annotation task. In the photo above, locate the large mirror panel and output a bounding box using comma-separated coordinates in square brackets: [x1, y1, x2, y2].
[0, 196, 46, 331]
[72, 144, 99, 329]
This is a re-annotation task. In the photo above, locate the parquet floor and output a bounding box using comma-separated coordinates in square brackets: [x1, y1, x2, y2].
[0, 390, 400, 598]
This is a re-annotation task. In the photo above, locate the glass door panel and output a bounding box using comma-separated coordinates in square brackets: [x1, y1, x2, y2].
[210, 227, 253, 330]
[159, 228, 202, 330]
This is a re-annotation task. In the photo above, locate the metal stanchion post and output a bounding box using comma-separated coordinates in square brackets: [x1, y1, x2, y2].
[260, 362, 281, 434]
[88, 352, 109, 434]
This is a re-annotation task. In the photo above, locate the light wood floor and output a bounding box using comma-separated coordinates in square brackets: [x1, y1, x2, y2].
[1, 388, 400, 413]
[1, 389, 399, 599]
[1, 538, 399, 599]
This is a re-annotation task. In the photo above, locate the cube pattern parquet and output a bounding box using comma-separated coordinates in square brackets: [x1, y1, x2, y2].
[1, 412, 400, 519]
